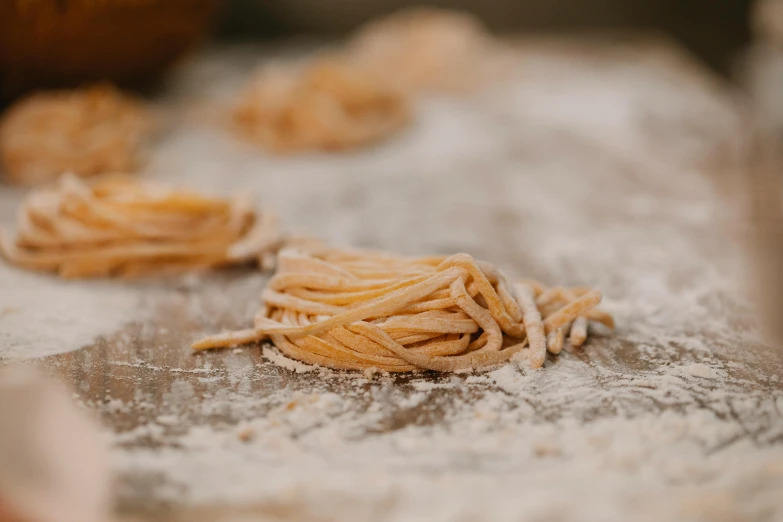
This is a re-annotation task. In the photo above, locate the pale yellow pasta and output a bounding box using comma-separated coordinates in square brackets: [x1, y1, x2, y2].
[514, 283, 547, 368]
[193, 246, 614, 372]
[0, 174, 281, 278]
[570, 316, 589, 347]
[547, 328, 565, 355]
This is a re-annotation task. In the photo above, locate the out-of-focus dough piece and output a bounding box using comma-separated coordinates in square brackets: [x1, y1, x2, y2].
[0, 366, 110, 522]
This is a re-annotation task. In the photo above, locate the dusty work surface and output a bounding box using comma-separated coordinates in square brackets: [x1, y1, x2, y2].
[2, 37, 783, 521]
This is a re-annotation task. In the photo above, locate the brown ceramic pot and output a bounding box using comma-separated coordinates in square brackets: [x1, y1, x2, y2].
[0, 0, 221, 102]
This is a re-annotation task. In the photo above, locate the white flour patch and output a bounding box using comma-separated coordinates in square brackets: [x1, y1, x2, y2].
[262, 346, 317, 373]
[0, 263, 144, 360]
[683, 363, 714, 379]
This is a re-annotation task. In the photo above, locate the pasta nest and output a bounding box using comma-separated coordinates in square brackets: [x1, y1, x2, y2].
[348, 7, 494, 93]
[193, 247, 614, 372]
[231, 59, 410, 153]
[0, 84, 153, 185]
[0, 174, 281, 278]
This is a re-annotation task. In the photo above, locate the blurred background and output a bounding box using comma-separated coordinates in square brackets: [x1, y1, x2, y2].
[2, 0, 781, 129]
[218, 0, 752, 74]
[0, 2, 768, 79]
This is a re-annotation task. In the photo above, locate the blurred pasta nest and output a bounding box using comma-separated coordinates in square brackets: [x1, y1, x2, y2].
[348, 7, 495, 93]
[231, 58, 410, 153]
[0, 85, 154, 185]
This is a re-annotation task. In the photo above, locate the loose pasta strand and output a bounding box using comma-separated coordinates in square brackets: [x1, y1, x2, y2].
[547, 328, 565, 355]
[513, 283, 546, 368]
[569, 316, 589, 347]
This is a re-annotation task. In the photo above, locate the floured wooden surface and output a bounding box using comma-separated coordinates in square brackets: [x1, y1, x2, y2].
[2, 37, 783, 521]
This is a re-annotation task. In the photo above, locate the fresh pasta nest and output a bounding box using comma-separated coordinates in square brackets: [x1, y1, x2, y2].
[348, 7, 494, 93]
[193, 246, 614, 372]
[0, 84, 153, 185]
[0, 174, 281, 278]
[231, 58, 410, 153]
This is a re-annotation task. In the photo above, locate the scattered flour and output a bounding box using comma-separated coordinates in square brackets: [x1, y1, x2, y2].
[262, 346, 317, 373]
[107, 357, 783, 522]
[410, 378, 460, 391]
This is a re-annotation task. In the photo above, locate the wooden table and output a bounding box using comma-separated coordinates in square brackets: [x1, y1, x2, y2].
[2, 36, 782, 522]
